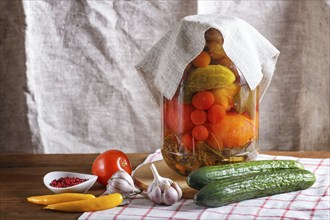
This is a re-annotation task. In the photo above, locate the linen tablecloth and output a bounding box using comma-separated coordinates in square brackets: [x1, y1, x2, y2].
[79, 150, 330, 220]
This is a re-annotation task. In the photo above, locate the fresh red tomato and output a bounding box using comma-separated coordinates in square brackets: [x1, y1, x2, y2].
[92, 149, 132, 186]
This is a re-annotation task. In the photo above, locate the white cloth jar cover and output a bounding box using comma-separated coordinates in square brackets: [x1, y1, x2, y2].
[137, 14, 280, 104]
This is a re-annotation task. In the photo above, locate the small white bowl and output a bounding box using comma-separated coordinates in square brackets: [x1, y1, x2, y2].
[43, 171, 98, 194]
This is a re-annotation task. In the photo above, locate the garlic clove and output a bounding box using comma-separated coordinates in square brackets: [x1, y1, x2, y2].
[148, 186, 163, 204]
[162, 179, 173, 190]
[107, 178, 131, 195]
[106, 184, 119, 194]
[171, 182, 183, 199]
[107, 183, 141, 197]
[147, 182, 157, 195]
[111, 170, 135, 187]
[108, 178, 132, 190]
[163, 187, 179, 205]
[106, 171, 142, 197]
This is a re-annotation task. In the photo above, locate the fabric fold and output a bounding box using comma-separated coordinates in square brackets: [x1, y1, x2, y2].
[136, 14, 280, 104]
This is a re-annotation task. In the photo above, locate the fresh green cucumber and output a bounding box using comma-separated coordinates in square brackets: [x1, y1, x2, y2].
[187, 160, 304, 190]
[194, 169, 316, 207]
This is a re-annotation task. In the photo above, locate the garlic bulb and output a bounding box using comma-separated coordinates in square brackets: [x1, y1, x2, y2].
[147, 163, 182, 205]
[106, 170, 142, 198]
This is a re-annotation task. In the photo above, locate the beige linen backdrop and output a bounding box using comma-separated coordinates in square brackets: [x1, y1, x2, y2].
[0, 0, 329, 153]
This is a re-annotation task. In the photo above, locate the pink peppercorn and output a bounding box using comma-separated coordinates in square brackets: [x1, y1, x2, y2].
[50, 176, 88, 188]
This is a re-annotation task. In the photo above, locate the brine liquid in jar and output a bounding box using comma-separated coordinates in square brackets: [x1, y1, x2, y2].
[161, 28, 259, 176]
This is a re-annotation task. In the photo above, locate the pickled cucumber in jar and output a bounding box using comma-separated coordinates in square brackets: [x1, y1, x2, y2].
[161, 28, 259, 176]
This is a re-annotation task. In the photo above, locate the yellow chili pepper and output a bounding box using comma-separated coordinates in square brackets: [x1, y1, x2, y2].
[44, 193, 123, 212]
[27, 193, 96, 205]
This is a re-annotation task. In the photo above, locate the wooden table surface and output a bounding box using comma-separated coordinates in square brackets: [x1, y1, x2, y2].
[0, 151, 329, 220]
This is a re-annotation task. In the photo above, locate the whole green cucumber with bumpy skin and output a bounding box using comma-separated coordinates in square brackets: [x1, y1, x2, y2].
[194, 169, 316, 207]
[187, 160, 305, 190]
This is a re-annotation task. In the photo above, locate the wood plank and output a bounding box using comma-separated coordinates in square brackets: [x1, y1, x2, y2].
[261, 151, 330, 158]
[0, 153, 148, 169]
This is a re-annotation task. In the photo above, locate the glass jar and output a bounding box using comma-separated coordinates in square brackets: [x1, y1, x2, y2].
[161, 28, 259, 176]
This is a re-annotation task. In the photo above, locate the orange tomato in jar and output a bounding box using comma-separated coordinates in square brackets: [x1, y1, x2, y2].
[192, 51, 211, 67]
[206, 113, 256, 149]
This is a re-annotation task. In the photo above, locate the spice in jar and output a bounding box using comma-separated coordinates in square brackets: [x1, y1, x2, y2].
[50, 176, 88, 188]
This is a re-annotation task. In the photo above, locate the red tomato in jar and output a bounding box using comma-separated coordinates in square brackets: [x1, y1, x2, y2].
[92, 149, 132, 186]
[165, 97, 194, 135]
